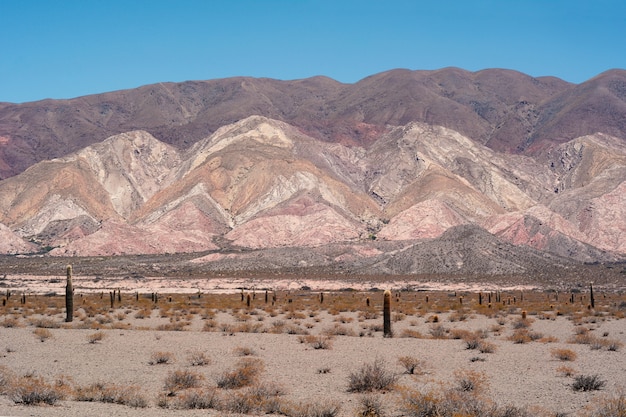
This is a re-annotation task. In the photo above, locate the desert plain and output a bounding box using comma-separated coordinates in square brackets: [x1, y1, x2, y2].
[0, 274, 625, 417]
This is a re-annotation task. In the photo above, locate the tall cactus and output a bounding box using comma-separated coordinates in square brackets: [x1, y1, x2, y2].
[589, 282, 595, 309]
[65, 265, 74, 322]
[383, 289, 392, 338]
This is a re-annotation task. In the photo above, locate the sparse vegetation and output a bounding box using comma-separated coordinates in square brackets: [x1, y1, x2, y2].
[33, 328, 52, 342]
[7, 374, 65, 405]
[148, 351, 174, 365]
[163, 369, 203, 394]
[572, 374, 606, 392]
[398, 355, 424, 375]
[157, 387, 221, 410]
[75, 382, 147, 408]
[0, 286, 625, 415]
[551, 348, 577, 361]
[216, 358, 264, 389]
[86, 330, 105, 344]
[187, 350, 211, 366]
[356, 394, 386, 417]
[347, 358, 397, 393]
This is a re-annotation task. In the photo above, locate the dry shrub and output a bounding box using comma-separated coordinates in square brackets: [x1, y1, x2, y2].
[398, 356, 424, 375]
[164, 369, 203, 394]
[606, 339, 623, 351]
[551, 348, 577, 361]
[282, 400, 341, 417]
[508, 329, 531, 344]
[448, 311, 468, 322]
[556, 365, 577, 377]
[233, 321, 265, 333]
[216, 358, 264, 389]
[358, 310, 379, 320]
[299, 335, 333, 349]
[33, 328, 53, 342]
[29, 317, 61, 328]
[233, 346, 257, 356]
[323, 324, 356, 336]
[572, 374, 606, 392]
[453, 369, 488, 394]
[334, 314, 353, 323]
[538, 335, 559, 343]
[478, 340, 497, 353]
[392, 312, 406, 322]
[224, 382, 286, 414]
[75, 382, 147, 408]
[428, 324, 448, 339]
[427, 314, 439, 323]
[86, 331, 105, 344]
[401, 387, 532, 417]
[158, 387, 221, 410]
[400, 329, 425, 338]
[187, 350, 211, 366]
[148, 351, 174, 365]
[347, 358, 397, 393]
[512, 317, 533, 329]
[449, 328, 473, 340]
[202, 319, 218, 331]
[0, 366, 16, 394]
[401, 389, 444, 417]
[7, 375, 66, 405]
[0, 317, 20, 328]
[587, 337, 624, 352]
[463, 334, 482, 350]
[586, 391, 626, 417]
[356, 394, 385, 417]
[286, 311, 307, 320]
[156, 321, 189, 331]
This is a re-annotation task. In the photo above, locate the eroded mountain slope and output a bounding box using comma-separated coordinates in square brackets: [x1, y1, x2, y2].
[0, 116, 624, 271]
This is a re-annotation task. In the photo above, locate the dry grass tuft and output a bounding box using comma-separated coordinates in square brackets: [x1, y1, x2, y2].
[572, 374, 606, 392]
[148, 351, 174, 365]
[586, 391, 626, 417]
[75, 382, 147, 408]
[347, 358, 397, 393]
[298, 335, 333, 349]
[233, 346, 257, 356]
[186, 350, 211, 366]
[163, 369, 204, 394]
[33, 328, 53, 342]
[157, 387, 221, 410]
[556, 365, 577, 377]
[86, 331, 105, 344]
[216, 358, 264, 389]
[401, 387, 533, 417]
[551, 348, 577, 361]
[398, 356, 425, 375]
[453, 369, 489, 394]
[282, 400, 341, 417]
[7, 374, 66, 405]
[356, 394, 386, 417]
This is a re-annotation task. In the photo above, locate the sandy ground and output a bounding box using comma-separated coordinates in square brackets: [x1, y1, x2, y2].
[2, 274, 542, 295]
[0, 285, 625, 417]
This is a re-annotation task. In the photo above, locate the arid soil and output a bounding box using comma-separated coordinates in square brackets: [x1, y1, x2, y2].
[1, 285, 625, 417]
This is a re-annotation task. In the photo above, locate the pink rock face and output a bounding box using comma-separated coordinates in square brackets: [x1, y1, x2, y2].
[0, 223, 36, 254]
[378, 200, 467, 240]
[226, 199, 362, 249]
[50, 220, 218, 256]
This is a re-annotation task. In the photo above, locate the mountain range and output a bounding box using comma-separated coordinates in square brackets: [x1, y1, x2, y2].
[1, 67, 625, 276]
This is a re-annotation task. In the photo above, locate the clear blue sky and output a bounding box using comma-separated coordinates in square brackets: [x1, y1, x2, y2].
[1, 0, 625, 103]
